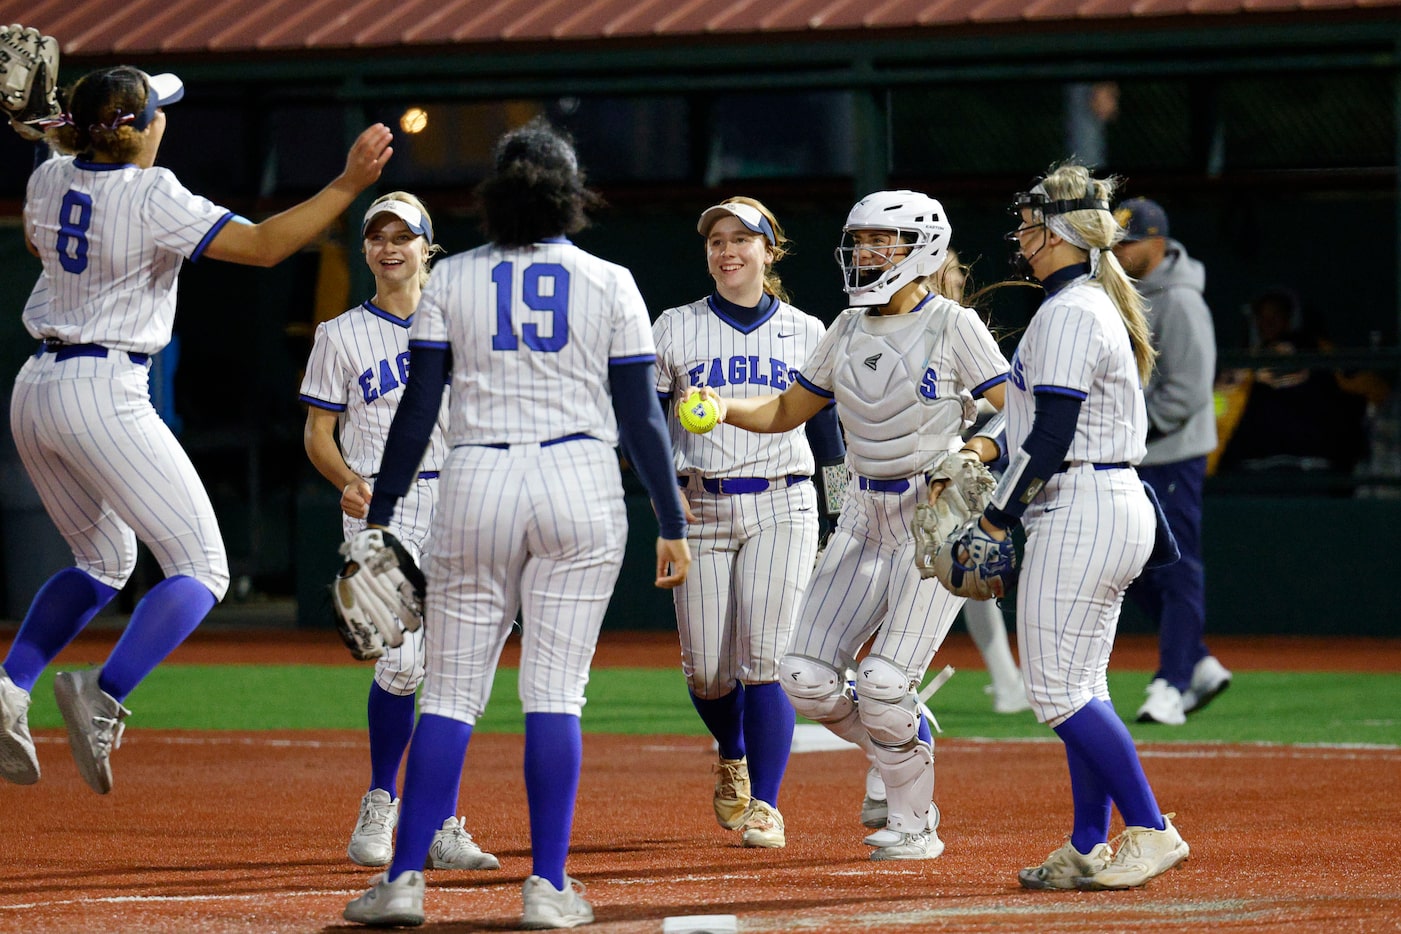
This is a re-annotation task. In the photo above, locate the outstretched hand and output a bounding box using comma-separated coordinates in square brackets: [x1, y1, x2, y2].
[341, 124, 395, 192]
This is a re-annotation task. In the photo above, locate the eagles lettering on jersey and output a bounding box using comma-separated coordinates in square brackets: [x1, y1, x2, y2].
[358, 351, 413, 404]
[687, 355, 795, 390]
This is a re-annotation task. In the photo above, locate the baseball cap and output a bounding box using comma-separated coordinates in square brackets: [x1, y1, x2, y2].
[1114, 198, 1169, 242]
[697, 201, 777, 245]
[134, 71, 183, 130]
[361, 199, 434, 243]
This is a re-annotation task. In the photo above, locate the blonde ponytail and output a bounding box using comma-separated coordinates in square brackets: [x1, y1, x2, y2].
[1039, 164, 1157, 384]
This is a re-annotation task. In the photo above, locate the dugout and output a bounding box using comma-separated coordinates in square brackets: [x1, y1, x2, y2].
[1, 2, 1399, 635]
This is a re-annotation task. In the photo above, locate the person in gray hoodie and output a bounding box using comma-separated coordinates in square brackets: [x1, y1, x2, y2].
[1112, 198, 1232, 726]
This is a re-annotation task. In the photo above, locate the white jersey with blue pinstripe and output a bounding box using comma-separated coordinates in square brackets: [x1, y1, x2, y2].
[22, 156, 234, 353]
[299, 301, 450, 480]
[405, 237, 653, 725]
[1001, 276, 1148, 465]
[800, 294, 1008, 479]
[654, 296, 824, 479]
[409, 240, 654, 445]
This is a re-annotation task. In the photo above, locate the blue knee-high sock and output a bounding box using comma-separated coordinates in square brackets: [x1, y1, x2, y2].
[387, 713, 473, 880]
[690, 685, 746, 761]
[742, 681, 793, 807]
[3, 568, 118, 692]
[525, 712, 581, 889]
[367, 682, 417, 796]
[1064, 743, 1113, 853]
[99, 575, 216, 702]
[1053, 699, 1164, 831]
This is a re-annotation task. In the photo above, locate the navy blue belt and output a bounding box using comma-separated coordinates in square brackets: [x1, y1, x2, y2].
[857, 476, 915, 493]
[462, 432, 595, 451]
[680, 475, 810, 495]
[417, 471, 439, 480]
[1058, 461, 1130, 473]
[37, 339, 150, 366]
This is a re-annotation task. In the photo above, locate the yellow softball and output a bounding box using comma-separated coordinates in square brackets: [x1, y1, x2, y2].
[679, 393, 719, 434]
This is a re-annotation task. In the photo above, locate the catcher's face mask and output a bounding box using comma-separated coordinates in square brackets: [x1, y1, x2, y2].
[1004, 187, 1108, 280]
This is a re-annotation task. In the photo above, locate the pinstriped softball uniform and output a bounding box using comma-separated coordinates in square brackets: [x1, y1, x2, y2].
[1001, 277, 1148, 465]
[299, 301, 449, 694]
[22, 156, 233, 353]
[11, 156, 234, 601]
[653, 298, 824, 694]
[790, 297, 1008, 680]
[654, 297, 823, 477]
[299, 302, 450, 481]
[1003, 278, 1154, 722]
[408, 240, 654, 723]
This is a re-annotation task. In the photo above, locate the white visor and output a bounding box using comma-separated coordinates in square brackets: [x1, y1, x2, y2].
[143, 72, 185, 108]
[362, 199, 433, 243]
[697, 202, 777, 245]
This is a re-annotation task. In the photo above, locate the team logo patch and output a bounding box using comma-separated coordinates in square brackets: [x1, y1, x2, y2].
[863, 353, 882, 371]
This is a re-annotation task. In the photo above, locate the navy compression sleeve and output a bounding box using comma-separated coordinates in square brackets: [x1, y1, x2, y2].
[366, 345, 449, 528]
[611, 360, 687, 540]
[985, 391, 1081, 529]
[804, 402, 846, 465]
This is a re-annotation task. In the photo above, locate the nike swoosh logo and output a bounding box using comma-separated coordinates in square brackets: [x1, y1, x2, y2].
[777, 332, 797, 338]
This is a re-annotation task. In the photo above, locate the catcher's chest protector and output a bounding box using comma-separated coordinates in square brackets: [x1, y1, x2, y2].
[835, 297, 972, 479]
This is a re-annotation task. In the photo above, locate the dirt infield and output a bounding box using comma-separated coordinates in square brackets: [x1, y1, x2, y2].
[1, 630, 1398, 933]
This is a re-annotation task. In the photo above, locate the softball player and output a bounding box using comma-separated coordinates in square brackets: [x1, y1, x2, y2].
[0, 65, 391, 794]
[344, 119, 690, 929]
[704, 191, 1009, 861]
[990, 163, 1189, 890]
[300, 192, 496, 872]
[654, 197, 845, 848]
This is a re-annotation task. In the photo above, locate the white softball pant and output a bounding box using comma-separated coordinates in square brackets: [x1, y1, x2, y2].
[10, 350, 230, 600]
[418, 438, 627, 724]
[1016, 467, 1154, 727]
[673, 477, 818, 698]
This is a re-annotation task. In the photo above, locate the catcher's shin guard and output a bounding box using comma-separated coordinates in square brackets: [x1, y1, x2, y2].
[857, 656, 933, 834]
[779, 655, 873, 753]
[870, 739, 935, 834]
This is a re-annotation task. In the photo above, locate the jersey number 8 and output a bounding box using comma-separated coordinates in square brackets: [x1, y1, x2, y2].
[57, 190, 94, 275]
[491, 261, 570, 353]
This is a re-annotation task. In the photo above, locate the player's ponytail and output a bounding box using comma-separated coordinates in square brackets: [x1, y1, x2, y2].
[49, 66, 148, 162]
[1039, 163, 1157, 384]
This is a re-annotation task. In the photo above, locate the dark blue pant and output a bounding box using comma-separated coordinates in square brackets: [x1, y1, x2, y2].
[1128, 457, 1209, 691]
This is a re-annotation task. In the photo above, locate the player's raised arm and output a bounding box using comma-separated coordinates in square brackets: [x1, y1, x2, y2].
[203, 124, 394, 267]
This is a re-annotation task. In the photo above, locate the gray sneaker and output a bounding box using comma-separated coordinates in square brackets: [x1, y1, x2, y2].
[0, 665, 39, 785]
[427, 816, 500, 870]
[1019, 839, 1113, 890]
[521, 874, 593, 929]
[344, 870, 425, 927]
[348, 789, 399, 867]
[53, 669, 129, 794]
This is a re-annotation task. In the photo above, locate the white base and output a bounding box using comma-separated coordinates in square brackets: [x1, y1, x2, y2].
[662, 915, 739, 934]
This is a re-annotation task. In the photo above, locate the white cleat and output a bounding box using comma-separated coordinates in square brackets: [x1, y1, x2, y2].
[521, 874, 594, 929]
[869, 827, 945, 861]
[347, 789, 399, 867]
[740, 799, 785, 848]
[1135, 678, 1186, 726]
[1183, 656, 1232, 714]
[1019, 839, 1113, 890]
[0, 666, 39, 785]
[713, 756, 751, 830]
[1076, 814, 1189, 890]
[427, 816, 500, 870]
[53, 668, 129, 794]
[344, 870, 425, 926]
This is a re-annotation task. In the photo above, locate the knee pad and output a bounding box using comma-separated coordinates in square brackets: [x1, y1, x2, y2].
[855, 656, 921, 748]
[778, 655, 854, 724]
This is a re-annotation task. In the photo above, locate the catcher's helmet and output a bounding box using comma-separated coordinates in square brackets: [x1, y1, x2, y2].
[835, 190, 951, 306]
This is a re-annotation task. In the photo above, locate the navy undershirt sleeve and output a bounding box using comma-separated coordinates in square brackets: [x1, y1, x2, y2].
[984, 391, 1081, 529]
[366, 345, 449, 528]
[804, 403, 846, 465]
[611, 360, 687, 539]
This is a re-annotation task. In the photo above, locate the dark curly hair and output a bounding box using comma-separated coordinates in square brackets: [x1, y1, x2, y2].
[50, 66, 151, 161]
[476, 117, 603, 247]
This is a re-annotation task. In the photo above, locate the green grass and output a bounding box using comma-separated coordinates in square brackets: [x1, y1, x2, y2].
[22, 666, 1401, 746]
